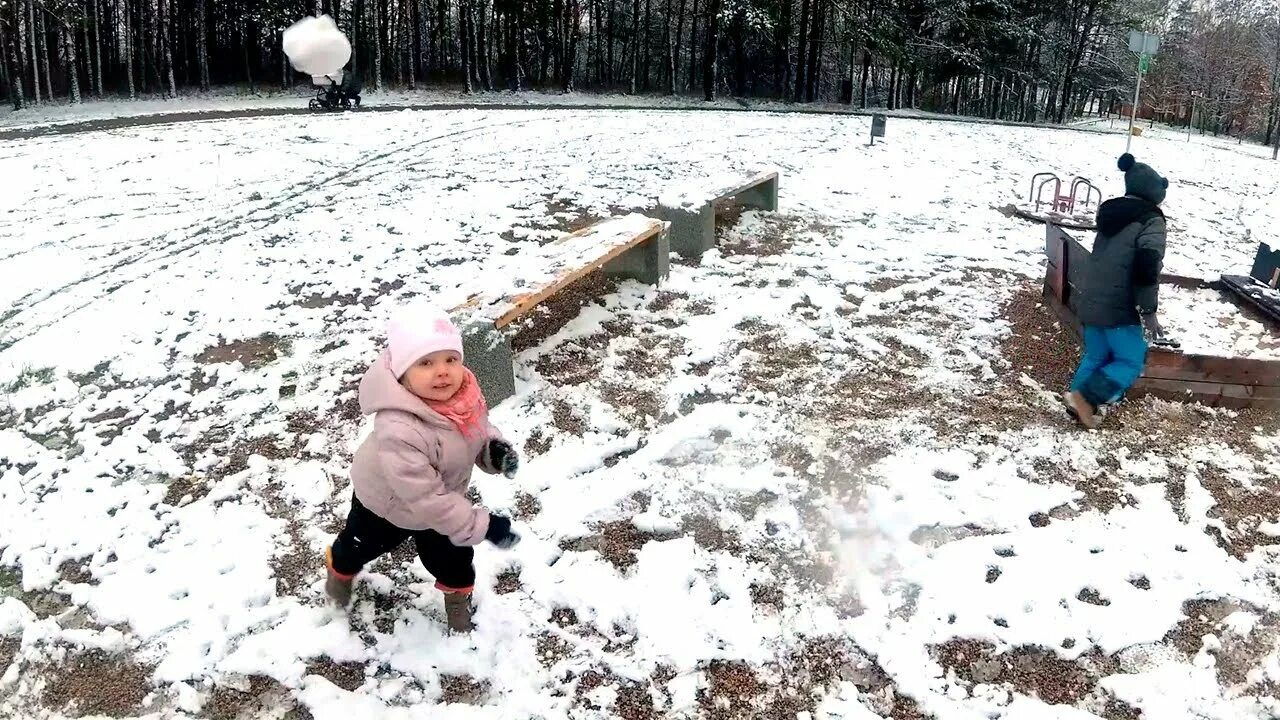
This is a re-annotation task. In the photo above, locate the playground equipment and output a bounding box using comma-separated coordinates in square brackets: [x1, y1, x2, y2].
[1006, 172, 1102, 231]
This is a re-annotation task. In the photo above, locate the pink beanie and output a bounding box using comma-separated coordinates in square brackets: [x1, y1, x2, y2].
[387, 305, 464, 379]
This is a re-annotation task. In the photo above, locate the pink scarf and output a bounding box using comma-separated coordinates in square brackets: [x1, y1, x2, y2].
[427, 368, 488, 439]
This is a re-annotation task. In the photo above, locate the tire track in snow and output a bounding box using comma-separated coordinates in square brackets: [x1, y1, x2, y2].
[0, 115, 549, 352]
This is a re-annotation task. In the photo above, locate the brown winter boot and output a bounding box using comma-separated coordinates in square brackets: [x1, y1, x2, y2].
[324, 546, 355, 607]
[442, 591, 474, 633]
[1063, 391, 1100, 429]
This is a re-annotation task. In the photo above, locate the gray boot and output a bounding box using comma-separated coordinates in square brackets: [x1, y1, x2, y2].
[324, 546, 354, 607]
[443, 591, 474, 633]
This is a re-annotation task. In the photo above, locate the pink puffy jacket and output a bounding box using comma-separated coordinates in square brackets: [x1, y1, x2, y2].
[348, 351, 503, 545]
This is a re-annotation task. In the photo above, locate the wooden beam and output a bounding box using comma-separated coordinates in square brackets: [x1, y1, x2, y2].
[452, 215, 665, 330]
[1134, 376, 1280, 409]
[1143, 348, 1280, 387]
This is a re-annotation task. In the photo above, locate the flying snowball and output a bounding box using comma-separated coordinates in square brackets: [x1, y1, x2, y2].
[283, 15, 352, 81]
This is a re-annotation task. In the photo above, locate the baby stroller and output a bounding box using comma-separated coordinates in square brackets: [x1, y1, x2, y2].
[309, 70, 362, 111]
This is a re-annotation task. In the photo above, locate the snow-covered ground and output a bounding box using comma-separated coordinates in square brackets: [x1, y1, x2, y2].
[1160, 285, 1280, 360]
[1, 107, 1279, 719]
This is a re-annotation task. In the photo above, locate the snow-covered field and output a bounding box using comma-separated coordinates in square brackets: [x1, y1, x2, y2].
[2, 107, 1279, 719]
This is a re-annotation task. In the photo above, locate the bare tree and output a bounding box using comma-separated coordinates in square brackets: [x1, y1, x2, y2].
[702, 0, 719, 100]
[3, 2, 25, 109]
[62, 13, 80, 103]
[197, 0, 210, 90]
[27, 0, 40, 103]
[92, 0, 102, 95]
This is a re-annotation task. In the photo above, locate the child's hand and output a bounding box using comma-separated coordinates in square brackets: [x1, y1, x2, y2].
[487, 440, 520, 479]
[485, 514, 521, 549]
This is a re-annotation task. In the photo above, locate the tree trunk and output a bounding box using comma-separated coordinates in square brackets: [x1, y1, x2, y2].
[3, 7, 23, 110]
[794, 0, 809, 102]
[662, 0, 673, 94]
[477, 0, 491, 90]
[83, 10, 93, 96]
[563, 0, 580, 91]
[408, 0, 418, 89]
[27, 0, 40, 103]
[93, 0, 103, 95]
[460, 0, 472, 92]
[858, 49, 869, 108]
[776, 0, 791, 98]
[642, 0, 651, 91]
[672, 0, 685, 92]
[890, 64, 901, 110]
[629, 0, 639, 93]
[197, 0, 210, 89]
[731, 8, 744, 95]
[687, 0, 698, 91]
[701, 0, 719, 100]
[373, 0, 383, 90]
[804, 0, 821, 102]
[161, 0, 175, 97]
[123, 0, 135, 98]
[241, 16, 255, 92]
[606, 0, 615, 85]
[64, 17, 81, 103]
[14, 0, 28, 103]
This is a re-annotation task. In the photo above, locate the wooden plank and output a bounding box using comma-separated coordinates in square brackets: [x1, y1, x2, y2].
[1133, 376, 1280, 410]
[714, 171, 779, 202]
[1159, 273, 1215, 290]
[453, 214, 664, 330]
[1044, 225, 1066, 302]
[1142, 348, 1280, 387]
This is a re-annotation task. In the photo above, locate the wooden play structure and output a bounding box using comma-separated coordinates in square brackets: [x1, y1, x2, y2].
[1044, 225, 1280, 409]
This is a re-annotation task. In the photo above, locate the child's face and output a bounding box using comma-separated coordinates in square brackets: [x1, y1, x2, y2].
[402, 350, 466, 402]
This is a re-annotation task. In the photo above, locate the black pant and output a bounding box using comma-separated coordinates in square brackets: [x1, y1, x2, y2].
[331, 494, 476, 592]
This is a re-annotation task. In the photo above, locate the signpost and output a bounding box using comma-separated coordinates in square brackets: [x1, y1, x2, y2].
[1126, 30, 1161, 154]
[870, 114, 887, 145]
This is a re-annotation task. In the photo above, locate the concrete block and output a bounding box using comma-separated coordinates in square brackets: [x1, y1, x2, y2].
[735, 175, 779, 212]
[460, 319, 516, 405]
[657, 202, 714, 260]
[604, 225, 670, 284]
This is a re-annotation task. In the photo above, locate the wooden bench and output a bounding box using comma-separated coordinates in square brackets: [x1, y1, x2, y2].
[656, 171, 780, 259]
[452, 213, 670, 404]
[1044, 225, 1280, 409]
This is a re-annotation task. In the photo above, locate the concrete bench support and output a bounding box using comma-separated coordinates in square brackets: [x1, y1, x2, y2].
[659, 170, 781, 260]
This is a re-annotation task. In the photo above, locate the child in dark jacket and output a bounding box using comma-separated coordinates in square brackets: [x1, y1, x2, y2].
[1063, 154, 1170, 429]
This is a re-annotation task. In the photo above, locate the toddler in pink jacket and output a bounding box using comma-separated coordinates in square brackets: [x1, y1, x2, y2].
[324, 306, 520, 632]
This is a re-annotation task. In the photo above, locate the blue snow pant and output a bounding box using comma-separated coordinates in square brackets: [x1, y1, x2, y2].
[1070, 325, 1148, 408]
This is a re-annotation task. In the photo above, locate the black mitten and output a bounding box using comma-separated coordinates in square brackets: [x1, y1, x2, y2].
[487, 440, 520, 479]
[485, 514, 521, 549]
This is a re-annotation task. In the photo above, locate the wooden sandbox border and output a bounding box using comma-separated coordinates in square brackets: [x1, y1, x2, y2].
[1043, 225, 1280, 410]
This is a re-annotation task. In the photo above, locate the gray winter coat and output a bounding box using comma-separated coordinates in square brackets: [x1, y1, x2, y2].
[1076, 197, 1167, 328]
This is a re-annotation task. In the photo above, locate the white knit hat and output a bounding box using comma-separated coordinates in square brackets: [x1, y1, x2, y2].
[387, 305, 464, 379]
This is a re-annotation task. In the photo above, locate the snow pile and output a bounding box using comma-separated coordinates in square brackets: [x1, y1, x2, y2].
[1159, 284, 1280, 359]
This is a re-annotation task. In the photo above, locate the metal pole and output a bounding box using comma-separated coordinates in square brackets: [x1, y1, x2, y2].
[1187, 95, 1194, 142]
[1125, 55, 1143, 154]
